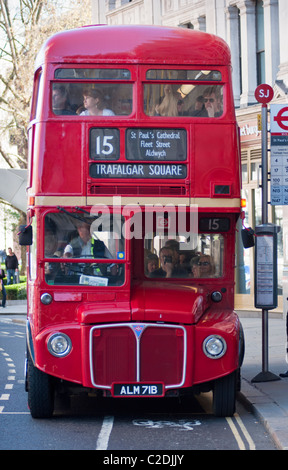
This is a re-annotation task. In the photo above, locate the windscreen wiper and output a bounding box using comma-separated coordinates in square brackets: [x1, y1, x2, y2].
[57, 206, 88, 223]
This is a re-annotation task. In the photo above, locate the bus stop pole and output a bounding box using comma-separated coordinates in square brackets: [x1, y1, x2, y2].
[261, 104, 268, 226]
[252, 103, 280, 383]
[261, 105, 269, 377]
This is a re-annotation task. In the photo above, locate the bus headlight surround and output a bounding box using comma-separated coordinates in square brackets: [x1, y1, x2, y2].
[203, 335, 227, 359]
[47, 333, 72, 357]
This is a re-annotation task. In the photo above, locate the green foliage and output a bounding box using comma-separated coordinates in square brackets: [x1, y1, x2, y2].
[4, 282, 27, 300]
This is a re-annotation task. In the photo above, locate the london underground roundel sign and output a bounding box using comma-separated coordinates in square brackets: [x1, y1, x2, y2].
[255, 84, 274, 104]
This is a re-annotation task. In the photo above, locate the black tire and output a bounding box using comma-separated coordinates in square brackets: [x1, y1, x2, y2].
[213, 371, 236, 417]
[27, 353, 54, 419]
[237, 323, 245, 392]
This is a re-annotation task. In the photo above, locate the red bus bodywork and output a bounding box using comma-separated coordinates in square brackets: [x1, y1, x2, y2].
[24, 25, 243, 418]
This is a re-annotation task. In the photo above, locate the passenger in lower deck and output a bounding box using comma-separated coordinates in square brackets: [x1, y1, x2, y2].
[149, 247, 187, 279]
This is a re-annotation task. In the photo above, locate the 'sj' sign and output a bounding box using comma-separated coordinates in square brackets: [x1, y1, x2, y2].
[254, 84, 274, 104]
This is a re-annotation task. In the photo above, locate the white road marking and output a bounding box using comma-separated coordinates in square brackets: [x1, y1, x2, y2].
[5, 384, 13, 390]
[133, 419, 201, 431]
[96, 416, 114, 450]
[0, 394, 10, 400]
[1, 346, 17, 413]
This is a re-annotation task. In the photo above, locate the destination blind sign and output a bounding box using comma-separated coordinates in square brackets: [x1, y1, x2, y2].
[89, 162, 187, 179]
[126, 128, 187, 161]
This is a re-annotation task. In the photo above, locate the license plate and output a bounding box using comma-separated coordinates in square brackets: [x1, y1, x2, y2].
[112, 383, 164, 397]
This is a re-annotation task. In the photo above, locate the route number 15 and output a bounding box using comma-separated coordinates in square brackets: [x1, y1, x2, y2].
[96, 135, 114, 155]
[199, 217, 230, 232]
[90, 128, 120, 160]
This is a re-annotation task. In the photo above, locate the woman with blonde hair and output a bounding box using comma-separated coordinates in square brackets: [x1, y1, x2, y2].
[155, 85, 180, 117]
[190, 254, 215, 278]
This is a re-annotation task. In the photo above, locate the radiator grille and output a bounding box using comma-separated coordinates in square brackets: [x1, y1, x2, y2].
[90, 323, 186, 390]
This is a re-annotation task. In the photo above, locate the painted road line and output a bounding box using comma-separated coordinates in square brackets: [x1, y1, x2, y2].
[0, 394, 10, 400]
[226, 417, 246, 450]
[96, 416, 114, 450]
[226, 414, 256, 450]
[234, 413, 256, 450]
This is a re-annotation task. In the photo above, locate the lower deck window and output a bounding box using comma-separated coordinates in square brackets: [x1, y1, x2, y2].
[144, 233, 224, 279]
[45, 261, 124, 286]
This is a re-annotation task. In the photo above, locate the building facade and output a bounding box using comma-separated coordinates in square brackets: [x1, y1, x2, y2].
[91, 0, 288, 313]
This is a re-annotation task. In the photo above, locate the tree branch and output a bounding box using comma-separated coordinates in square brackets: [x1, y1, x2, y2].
[0, 0, 19, 75]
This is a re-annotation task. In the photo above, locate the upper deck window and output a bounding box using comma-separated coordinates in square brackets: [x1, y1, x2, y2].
[144, 84, 223, 118]
[55, 68, 131, 80]
[146, 70, 221, 81]
[52, 82, 133, 116]
[52, 68, 132, 116]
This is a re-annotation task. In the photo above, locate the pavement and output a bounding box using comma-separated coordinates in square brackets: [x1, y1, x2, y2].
[2, 302, 288, 450]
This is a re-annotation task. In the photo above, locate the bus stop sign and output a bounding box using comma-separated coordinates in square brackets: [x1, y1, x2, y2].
[272, 106, 288, 132]
[255, 84, 274, 104]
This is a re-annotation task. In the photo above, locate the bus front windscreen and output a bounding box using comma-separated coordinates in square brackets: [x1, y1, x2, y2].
[44, 212, 125, 286]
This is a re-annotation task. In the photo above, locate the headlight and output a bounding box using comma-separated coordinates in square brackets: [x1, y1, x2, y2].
[203, 335, 227, 359]
[47, 333, 72, 357]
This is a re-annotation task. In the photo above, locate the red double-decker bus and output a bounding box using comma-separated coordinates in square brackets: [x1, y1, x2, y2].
[22, 25, 244, 418]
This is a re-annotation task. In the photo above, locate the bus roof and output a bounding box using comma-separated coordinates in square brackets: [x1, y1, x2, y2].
[35, 25, 231, 69]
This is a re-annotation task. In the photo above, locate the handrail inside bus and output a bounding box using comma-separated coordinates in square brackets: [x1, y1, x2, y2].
[43, 258, 126, 264]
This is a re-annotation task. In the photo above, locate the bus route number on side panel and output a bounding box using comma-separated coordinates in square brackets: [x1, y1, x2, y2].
[199, 217, 230, 232]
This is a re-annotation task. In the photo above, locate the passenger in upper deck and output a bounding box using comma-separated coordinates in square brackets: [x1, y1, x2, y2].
[200, 86, 223, 118]
[52, 85, 75, 115]
[155, 85, 181, 117]
[191, 95, 205, 115]
[80, 86, 115, 116]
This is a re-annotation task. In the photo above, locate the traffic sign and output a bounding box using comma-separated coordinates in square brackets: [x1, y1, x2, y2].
[270, 104, 288, 205]
[271, 105, 288, 132]
[254, 84, 274, 104]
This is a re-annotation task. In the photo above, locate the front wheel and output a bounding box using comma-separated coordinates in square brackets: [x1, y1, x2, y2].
[213, 371, 237, 417]
[27, 353, 54, 419]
